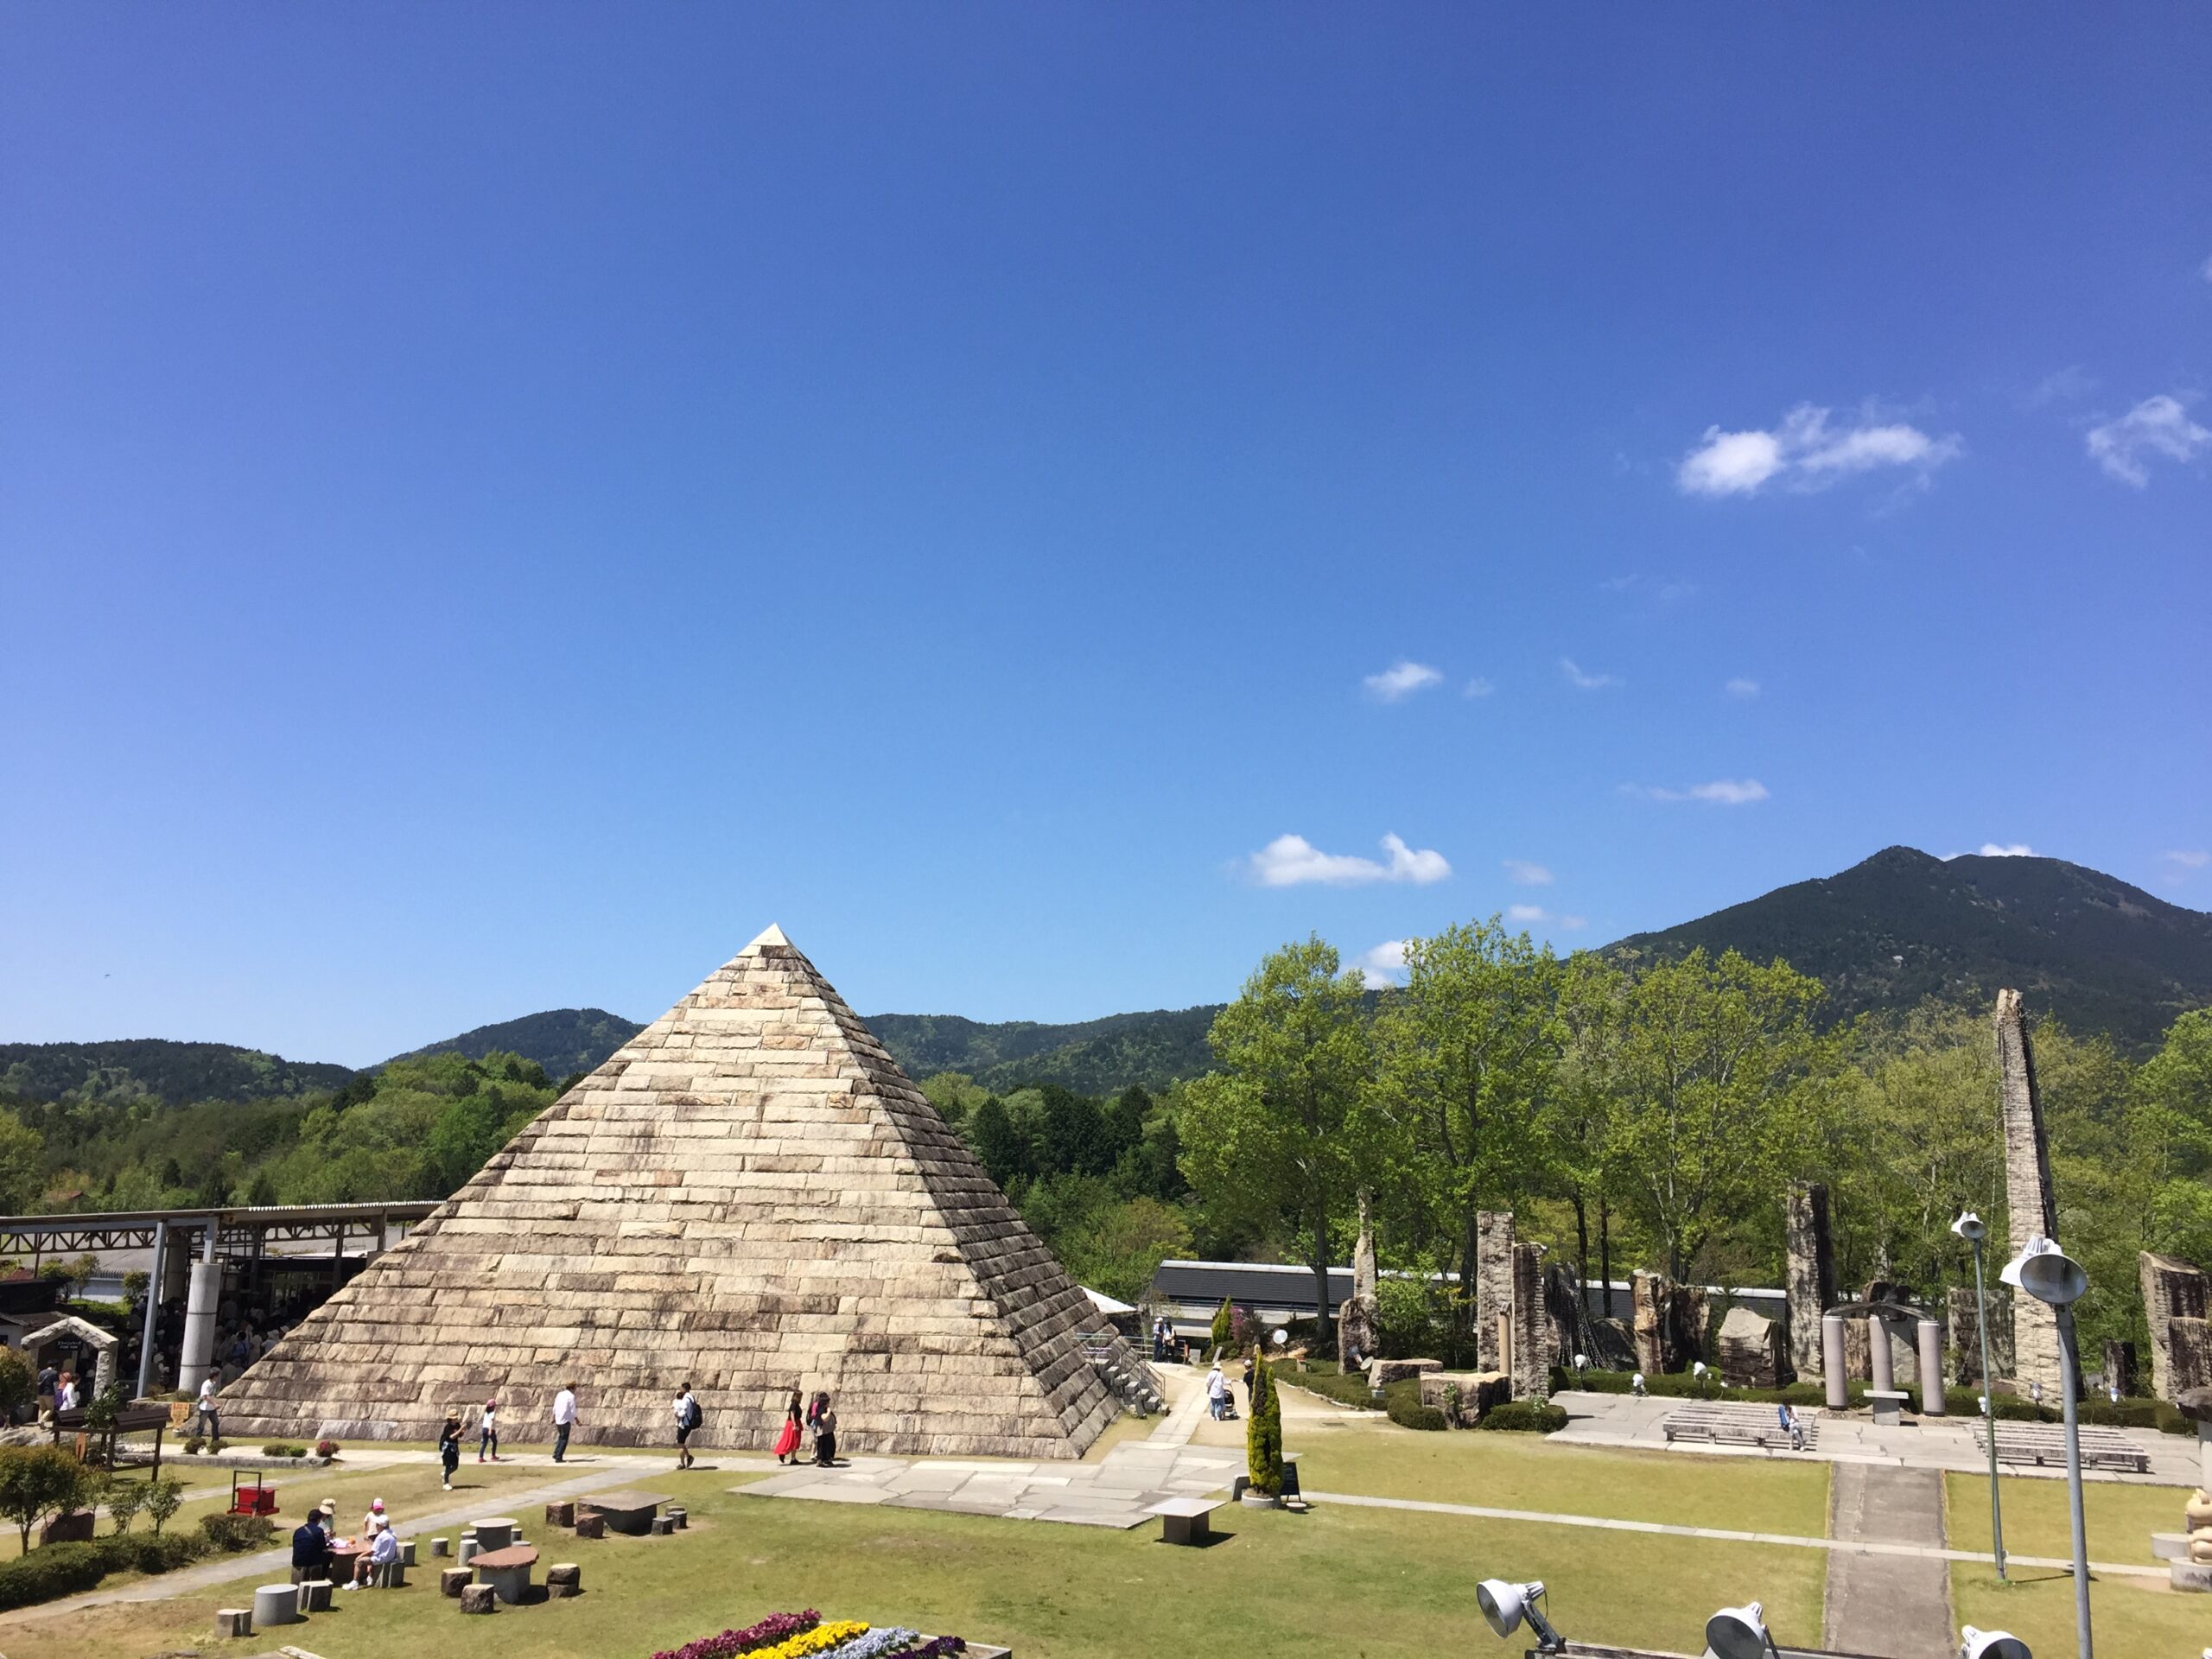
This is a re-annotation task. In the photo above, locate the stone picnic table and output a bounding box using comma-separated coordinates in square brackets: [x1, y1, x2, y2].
[576, 1489, 672, 1535]
[472, 1543, 540, 1604]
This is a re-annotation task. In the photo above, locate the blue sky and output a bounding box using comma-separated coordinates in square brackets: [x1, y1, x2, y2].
[3, 8, 2207, 1065]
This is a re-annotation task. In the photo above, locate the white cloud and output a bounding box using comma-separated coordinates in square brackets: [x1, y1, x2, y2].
[2201, 253, 2212, 283]
[2025, 365, 2095, 410]
[1678, 404, 1961, 498]
[1560, 658, 1619, 691]
[1507, 903, 1586, 931]
[1353, 940, 1408, 989]
[1247, 832, 1451, 888]
[2165, 849, 2211, 869]
[1725, 677, 1761, 699]
[2085, 394, 2212, 486]
[1463, 677, 1495, 699]
[1978, 842, 2036, 857]
[1363, 660, 1445, 702]
[1503, 859, 1553, 887]
[1624, 779, 1770, 806]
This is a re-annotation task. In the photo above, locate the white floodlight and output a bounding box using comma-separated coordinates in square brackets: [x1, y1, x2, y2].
[1573, 1352, 1586, 1370]
[2002, 1236, 2088, 1307]
[1693, 1360, 1707, 1376]
[1705, 1599, 1782, 1659]
[1272, 1328, 1287, 1347]
[1959, 1628, 2031, 1659]
[1951, 1211, 1986, 1243]
[1476, 1577, 1563, 1652]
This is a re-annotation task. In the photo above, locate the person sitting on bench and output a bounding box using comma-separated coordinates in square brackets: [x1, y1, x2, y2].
[348, 1524, 400, 1588]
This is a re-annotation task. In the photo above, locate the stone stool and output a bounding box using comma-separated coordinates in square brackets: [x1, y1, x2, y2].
[650, 1515, 677, 1535]
[458, 1534, 480, 1565]
[298, 1578, 334, 1612]
[431, 1535, 451, 1557]
[546, 1562, 582, 1599]
[441, 1567, 472, 1598]
[252, 1583, 302, 1628]
[666, 1504, 688, 1529]
[459, 1581, 498, 1614]
[545, 1500, 575, 1528]
[400, 1537, 417, 1567]
[575, 1513, 606, 1539]
[213, 1607, 252, 1638]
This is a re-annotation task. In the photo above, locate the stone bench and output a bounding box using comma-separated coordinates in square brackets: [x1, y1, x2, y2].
[1976, 1421, 2151, 1473]
[1146, 1496, 1223, 1546]
[460, 1580, 498, 1614]
[213, 1606, 252, 1638]
[1866, 1388, 1910, 1426]
[1368, 1357, 1443, 1389]
[252, 1582, 302, 1628]
[1662, 1403, 1821, 1452]
[442, 1565, 473, 1597]
[547, 1561, 582, 1598]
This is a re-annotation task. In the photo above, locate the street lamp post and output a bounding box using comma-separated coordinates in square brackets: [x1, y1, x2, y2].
[2004, 1235, 2094, 1659]
[1953, 1211, 2006, 1581]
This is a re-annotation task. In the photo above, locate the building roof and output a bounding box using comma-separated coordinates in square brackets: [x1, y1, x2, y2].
[215, 926, 1116, 1460]
[1150, 1260, 1356, 1315]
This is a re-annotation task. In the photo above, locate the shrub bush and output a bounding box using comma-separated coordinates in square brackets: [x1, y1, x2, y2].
[2080, 1398, 2162, 1430]
[1385, 1395, 1447, 1431]
[1281, 1365, 1379, 1410]
[93, 1529, 207, 1574]
[181, 1437, 203, 1455]
[199, 1512, 276, 1552]
[2156, 1402, 2193, 1436]
[315, 1438, 340, 1459]
[0, 1541, 108, 1611]
[1245, 1360, 1282, 1495]
[1479, 1401, 1569, 1433]
[260, 1441, 308, 1458]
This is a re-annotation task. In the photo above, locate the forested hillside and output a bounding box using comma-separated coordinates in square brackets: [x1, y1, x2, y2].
[1609, 846, 2212, 1050]
[385, 1007, 644, 1078]
[0, 1040, 353, 1107]
[867, 1007, 1220, 1095]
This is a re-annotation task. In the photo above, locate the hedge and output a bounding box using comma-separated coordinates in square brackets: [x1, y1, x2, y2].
[1479, 1401, 1569, 1433]
[0, 1503, 269, 1613]
[0, 1543, 110, 1611]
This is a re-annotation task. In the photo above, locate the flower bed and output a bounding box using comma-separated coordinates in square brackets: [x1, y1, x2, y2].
[651, 1613, 969, 1659]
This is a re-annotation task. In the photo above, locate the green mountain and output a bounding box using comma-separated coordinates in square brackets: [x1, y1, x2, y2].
[864, 1007, 1222, 1096]
[0, 1039, 353, 1106]
[1606, 845, 2212, 1049]
[385, 1007, 645, 1079]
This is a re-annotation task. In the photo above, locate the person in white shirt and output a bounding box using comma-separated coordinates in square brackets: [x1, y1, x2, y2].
[348, 1522, 400, 1588]
[478, 1397, 499, 1462]
[197, 1375, 220, 1443]
[1205, 1363, 1227, 1420]
[360, 1497, 388, 1536]
[551, 1382, 578, 1464]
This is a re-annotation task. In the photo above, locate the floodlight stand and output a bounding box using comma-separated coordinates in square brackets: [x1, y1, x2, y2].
[1967, 1230, 2006, 1581]
[1521, 1595, 1564, 1655]
[2053, 1303, 2094, 1659]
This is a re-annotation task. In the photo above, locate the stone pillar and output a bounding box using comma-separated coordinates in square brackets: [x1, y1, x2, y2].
[1784, 1181, 1836, 1382]
[2104, 1339, 2139, 1401]
[1842, 1315, 1871, 1382]
[1917, 1320, 1945, 1414]
[178, 1261, 220, 1395]
[2173, 1320, 2212, 1397]
[1630, 1270, 1666, 1377]
[2140, 1252, 2212, 1404]
[1822, 1313, 1847, 1409]
[1509, 1243, 1553, 1399]
[1997, 989, 2064, 1398]
[1475, 1211, 1515, 1374]
[1869, 1321, 1895, 1395]
[1337, 1191, 1379, 1369]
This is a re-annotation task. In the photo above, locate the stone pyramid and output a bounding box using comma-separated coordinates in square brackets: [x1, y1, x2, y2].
[219, 927, 1120, 1459]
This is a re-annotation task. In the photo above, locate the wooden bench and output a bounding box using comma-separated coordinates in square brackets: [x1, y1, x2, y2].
[1145, 1496, 1223, 1545]
[1975, 1421, 2151, 1474]
[575, 1489, 671, 1536]
[1661, 1402, 1820, 1452]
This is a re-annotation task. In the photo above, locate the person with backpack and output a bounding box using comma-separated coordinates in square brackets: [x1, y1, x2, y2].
[673, 1383, 701, 1469]
[438, 1410, 462, 1490]
[810, 1391, 837, 1466]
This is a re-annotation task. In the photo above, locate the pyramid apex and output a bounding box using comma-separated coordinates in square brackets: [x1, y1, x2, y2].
[745, 923, 792, 951]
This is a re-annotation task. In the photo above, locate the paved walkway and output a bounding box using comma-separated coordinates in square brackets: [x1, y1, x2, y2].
[1548, 1389, 2199, 1485]
[0, 1455, 692, 1623]
[1822, 1464, 1951, 1659]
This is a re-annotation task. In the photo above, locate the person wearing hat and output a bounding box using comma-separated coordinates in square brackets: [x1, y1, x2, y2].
[438, 1410, 462, 1491]
[360, 1497, 388, 1537]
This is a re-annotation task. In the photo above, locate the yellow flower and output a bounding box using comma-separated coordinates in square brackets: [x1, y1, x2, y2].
[754, 1622, 868, 1659]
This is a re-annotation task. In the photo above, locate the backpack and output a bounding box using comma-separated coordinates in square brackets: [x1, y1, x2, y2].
[684, 1396, 703, 1431]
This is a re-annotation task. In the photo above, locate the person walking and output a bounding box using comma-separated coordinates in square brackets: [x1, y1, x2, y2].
[438, 1410, 462, 1491]
[477, 1397, 499, 1462]
[551, 1382, 578, 1463]
[1205, 1361, 1227, 1420]
[772, 1389, 804, 1465]
[673, 1383, 700, 1469]
[810, 1392, 837, 1466]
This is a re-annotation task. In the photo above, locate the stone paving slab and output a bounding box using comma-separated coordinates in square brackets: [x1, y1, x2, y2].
[737, 1441, 1238, 1529]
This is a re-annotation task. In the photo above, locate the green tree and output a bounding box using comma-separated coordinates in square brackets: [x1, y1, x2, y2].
[1370, 920, 1564, 1335]
[1606, 950, 1839, 1280]
[1180, 938, 1373, 1336]
[0, 1111, 41, 1213]
[143, 1474, 183, 1535]
[0, 1445, 87, 1550]
[963, 1096, 1032, 1191]
[105, 1477, 145, 1535]
[1209, 1297, 1234, 1359]
[1245, 1357, 1282, 1496]
[2136, 1009, 2212, 1267]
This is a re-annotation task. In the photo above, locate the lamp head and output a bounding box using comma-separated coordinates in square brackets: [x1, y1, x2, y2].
[1476, 1578, 1537, 1637]
[1951, 1211, 1986, 1244]
[1693, 1360, 1708, 1376]
[2001, 1236, 2088, 1306]
[1573, 1352, 1586, 1370]
[1959, 1627, 2032, 1659]
[1705, 1600, 1776, 1659]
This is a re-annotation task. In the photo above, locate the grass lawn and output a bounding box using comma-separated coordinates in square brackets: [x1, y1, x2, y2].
[1288, 1422, 1833, 1538]
[1943, 1468, 2190, 1566]
[0, 1461, 1827, 1659]
[1951, 1560, 2210, 1655]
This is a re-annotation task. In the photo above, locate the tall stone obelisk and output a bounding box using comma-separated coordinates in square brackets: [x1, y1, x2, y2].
[1996, 989, 2063, 1398]
[1784, 1181, 1837, 1380]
